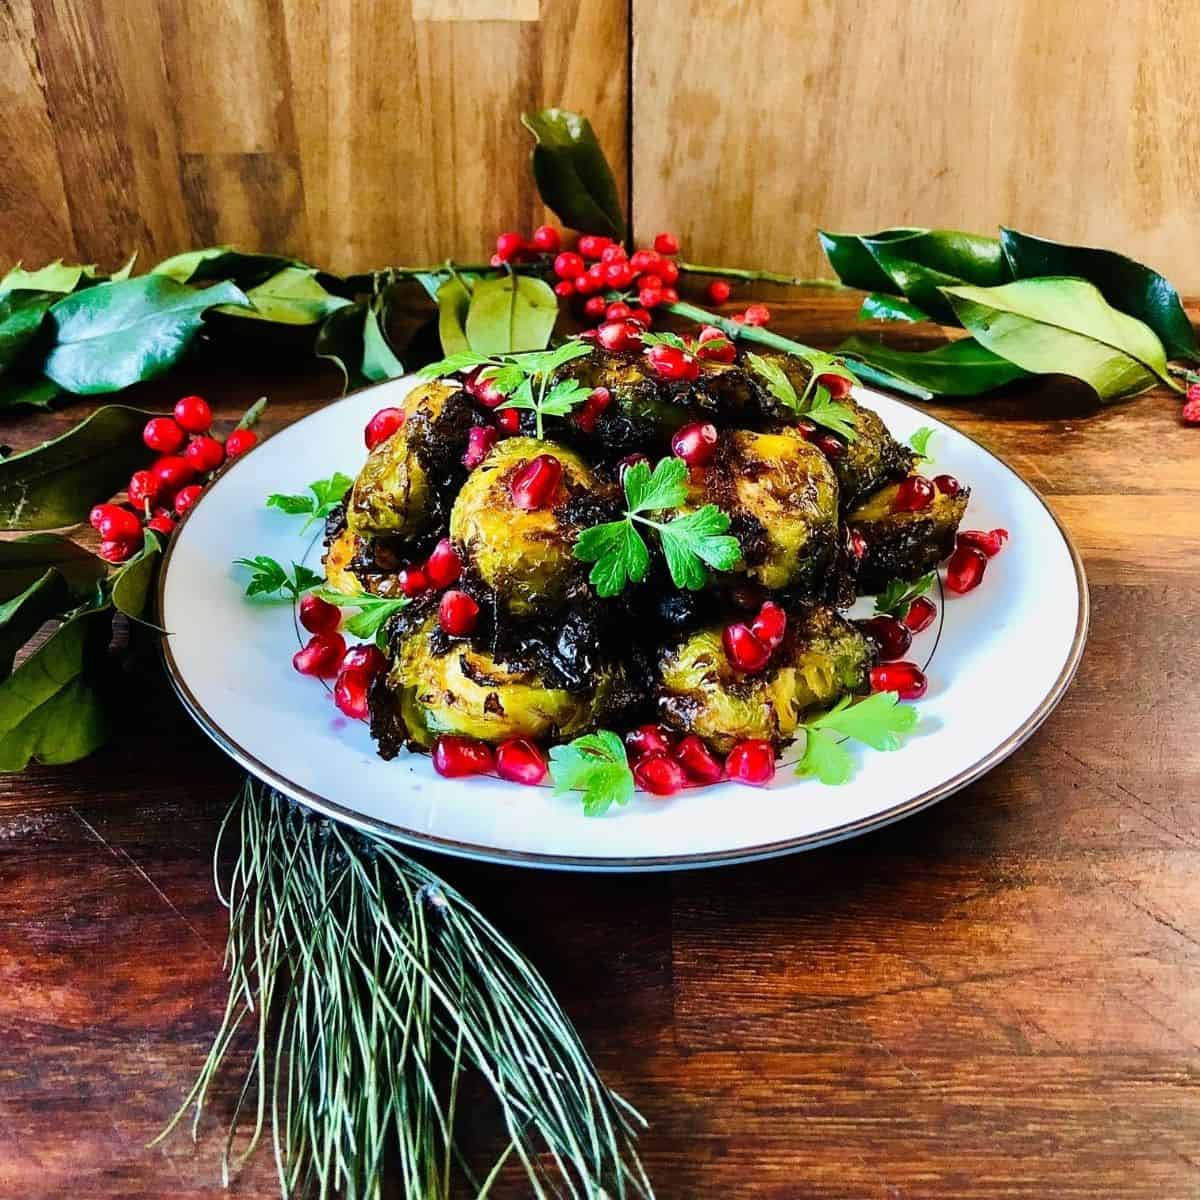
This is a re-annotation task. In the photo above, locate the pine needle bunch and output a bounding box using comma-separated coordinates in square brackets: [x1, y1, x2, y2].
[155, 781, 653, 1199]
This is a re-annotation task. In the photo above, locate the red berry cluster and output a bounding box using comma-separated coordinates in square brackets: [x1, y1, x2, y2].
[550, 231, 684, 326]
[91, 395, 258, 563]
[491, 225, 563, 267]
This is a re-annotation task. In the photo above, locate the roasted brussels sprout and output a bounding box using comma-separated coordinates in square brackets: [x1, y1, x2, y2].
[449, 437, 606, 617]
[656, 605, 874, 752]
[826, 398, 915, 508]
[323, 526, 362, 596]
[849, 478, 970, 593]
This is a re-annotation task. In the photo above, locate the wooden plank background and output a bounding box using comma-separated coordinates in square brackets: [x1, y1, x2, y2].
[4, 0, 1199, 283]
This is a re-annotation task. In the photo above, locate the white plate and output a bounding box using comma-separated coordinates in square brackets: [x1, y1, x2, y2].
[159, 377, 1087, 872]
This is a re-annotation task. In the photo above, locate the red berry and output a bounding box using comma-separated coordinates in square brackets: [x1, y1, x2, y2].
[554, 251, 584, 279]
[658, 260, 680, 286]
[857, 614, 912, 661]
[627, 307, 653, 328]
[1187, 382, 1200, 403]
[577, 235, 610, 260]
[596, 319, 643, 352]
[225, 429, 258, 457]
[143, 417, 185, 454]
[173, 484, 204, 515]
[816, 372, 852, 400]
[397, 566, 429, 597]
[185, 435, 225, 473]
[604, 261, 634, 288]
[600, 243, 628, 263]
[891, 476, 935, 513]
[584, 295, 608, 318]
[293, 632, 346, 678]
[645, 344, 700, 381]
[634, 752, 687, 796]
[674, 734, 723, 784]
[586, 262, 606, 286]
[509, 454, 562, 510]
[489, 254, 504, 267]
[425, 538, 462, 588]
[932, 473, 961, 497]
[463, 425, 498, 468]
[956, 528, 1008, 558]
[671, 421, 718, 465]
[695, 328, 735, 363]
[365, 406, 405, 450]
[722, 623, 771, 674]
[495, 738, 548, 786]
[438, 589, 480, 636]
[629, 249, 657, 273]
[95, 505, 142, 542]
[945, 545, 988, 594]
[98, 539, 138, 564]
[342, 643, 387, 678]
[743, 304, 771, 326]
[625, 724, 674, 758]
[1183, 397, 1200, 426]
[432, 735, 494, 778]
[706, 279, 732, 303]
[903, 596, 937, 633]
[814, 433, 846, 459]
[573, 272, 600, 295]
[300, 592, 341, 635]
[146, 512, 176, 537]
[554, 280, 576, 298]
[88, 504, 107, 530]
[726, 740, 776, 786]
[530, 225, 561, 253]
[638, 285, 663, 309]
[173, 395, 212, 434]
[653, 232, 680, 255]
[333, 670, 371, 719]
[495, 408, 521, 435]
[870, 661, 927, 700]
[605, 301, 632, 322]
[659, 286, 679, 305]
[494, 231, 525, 262]
[750, 601, 787, 651]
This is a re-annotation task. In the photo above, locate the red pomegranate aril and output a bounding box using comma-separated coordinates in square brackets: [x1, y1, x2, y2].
[185, 435, 225, 474]
[510, 454, 562, 510]
[634, 752, 687, 796]
[577, 235, 610, 260]
[848, 528, 868, 562]
[903, 595, 937, 633]
[795, 418, 817, 440]
[722, 623, 771, 674]
[96, 505, 142, 542]
[397, 566, 429, 597]
[646, 344, 700, 381]
[743, 304, 771, 326]
[857, 615, 912, 661]
[696, 333, 735, 363]
[224, 429, 258, 457]
[945, 545, 988, 594]
[891, 475, 935, 512]
[127, 470, 159, 512]
[653, 231, 680, 255]
[293, 632, 346, 678]
[495, 738, 548, 786]
[530, 224, 560, 253]
[299, 592, 341, 635]
[706, 279, 732, 303]
[726, 739, 776, 786]
[1182, 395, 1200, 425]
[432, 735, 494, 778]
[426, 538, 463, 588]
[595, 319, 643, 352]
[333, 669, 371, 719]
[494, 231, 525, 262]
[671, 421, 718, 466]
[554, 251, 584, 279]
[364, 406, 405, 450]
[463, 424, 498, 468]
[625, 724, 674, 758]
[816, 372, 852, 400]
[143, 417, 185, 454]
[957, 527, 1008, 557]
[174, 395, 212, 434]
[495, 408, 521, 434]
[98, 539, 138, 564]
[674, 734, 723, 784]
[438, 589, 480, 636]
[814, 432, 846, 459]
[584, 295, 608, 318]
[605, 301, 632, 322]
[870, 661, 927, 700]
[750, 601, 787, 651]
[932, 473, 961, 497]
[146, 512, 176, 537]
[173, 484, 204, 515]
[617, 453, 650, 480]
[342, 643, 387, 678]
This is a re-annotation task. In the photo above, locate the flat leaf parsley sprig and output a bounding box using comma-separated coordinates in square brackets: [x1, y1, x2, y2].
[548, 730, 635, 815]
[795, 691, 920, 785]
[745, 352, 858, 440]
[311, 586, 409, 641]
[266, 471, 354, 532]
[234, 556, 322, 601]
[573, 457, 742, 596]
[874, 571, 936, 619]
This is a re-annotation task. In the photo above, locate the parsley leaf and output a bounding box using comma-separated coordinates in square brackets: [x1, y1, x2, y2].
[907, 426, 936, 461]
[745, 352, 798, 410]
[418, 350, 494, 379]
[795, 691, 920, 785]
[267, 471, 353, 532]
[873, 572, 936, 618]
[312, 586, 409, 639]
[806, 388, 859, 441]
[548, 730, 635, 816]
[623, 456, 689, 512]
[656, 505, 742, 591]
[640, 331, 689, 351]
[745, 351, 858, 441]
[234, 556, 321, 601]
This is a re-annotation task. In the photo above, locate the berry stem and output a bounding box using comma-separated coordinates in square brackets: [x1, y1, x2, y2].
[1168, 363, 1200, 385]
[677, 262, 848, 289]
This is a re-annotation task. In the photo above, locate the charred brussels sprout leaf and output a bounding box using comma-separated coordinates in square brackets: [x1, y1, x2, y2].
[548, 730, 634, 816]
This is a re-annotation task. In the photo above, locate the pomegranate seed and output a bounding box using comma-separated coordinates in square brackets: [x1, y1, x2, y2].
[795, 418, 817, 440]
[629, 249, 657, 273]
[596, 319, 643, 352]
[225, 429, 258, 457]
[432, 735, 494, 778]
[645, 344, 700, 381]
[957, 528, 1008, 558]
[1182, 396, 1200, 425]
[653, 232, 680, 255]
[465, 369, 506, 408]
[173, 484, 204, 515]
[495, 738, 548, 785]
[932, 473, 961, 497]
[674, 735, 723, 784]
[857, 615, 912, 661]
[174, 395, 212, 434]
[945, 545, 988, 594]
[98, 539, 138, 563]
[494, 231, 525, 262]
[509, 454, 562, 510]
[397, 566, 429, 597]
[495, 408, 520, 435]
[750, 601, 787, 650]
[743, 304, 771, 326]
[463, 424, 498, 468]
[365, 406, 405, 450]
[726, 740, 776, 786]
[848, 529, 868, 562]
[333, 669, 371, 719]
[300, 592, 341, 635]
[722, 623, 771, 673]
[554, 280, 575, 298]
[127, 470, 159, 512]
[584, 295, 608, 318]
[146, 512, 176, 537]
[342, 643, 387, 676]
[627, 307, 653, 328]
[293, 632, 346, 678]
[425, 538, 462, 588]
[1187, 382, 1200, 402]
[891, 476, 935, 512]
[903, 596, 937, 633]
[554, 251, 584, 279]
[95, 505, 141, 542]
[695, 333, 735, 363]
[625, 724, 674, 758]
[143, 417, 185, 454]
[671, 421, 718, 465]
[577, 235, 610, 259]
[438, 589, 480, 636]
[634, 752, 687, 796]
[706, 279, 732, 303]
[816, 372, 852, 400]
[185, 435, 225, 473]
[638, 286, 663, 309]
[870, 661, 927, 700]
[617, 453, 650, 480]
[814, 433, 846, 459]
[530, 225, 561, 253]
[605, 301, 632, 322]
[576, 387, 611, 433]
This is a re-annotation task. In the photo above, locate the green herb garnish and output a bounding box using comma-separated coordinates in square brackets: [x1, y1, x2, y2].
[795, 691, 920, 785]
[548, 730, 635, 816]
[873, 571, 936, 618]
[312, 586, 409, 640]
[639, 331, 689, 351]
[573, 457, 742, 596]
[745, 351, 858, 440]
[234, 556, 321, 601]
[907, 426, 935, 461]
[267, 471, 353, 532]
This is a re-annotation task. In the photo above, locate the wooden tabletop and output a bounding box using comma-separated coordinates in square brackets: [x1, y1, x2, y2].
[2, 291, 1197, 1199]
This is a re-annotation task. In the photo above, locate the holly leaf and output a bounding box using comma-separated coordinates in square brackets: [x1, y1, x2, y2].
[548, 730, 634, 816]
[624, 456, 689, 513]
[657, 505, 741, 590]
[874, 572, 936, 618]
[573, 519, 649, 597]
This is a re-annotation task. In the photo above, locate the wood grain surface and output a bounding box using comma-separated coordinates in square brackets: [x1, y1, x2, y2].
[0, 290, 1197, 1198]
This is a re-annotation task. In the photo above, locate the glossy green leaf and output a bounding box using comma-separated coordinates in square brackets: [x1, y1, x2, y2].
[838, 334, 1030, 396]
[436, 275, 473, 356]
[941, 278, 1173, 402]
[315, 302, 368, 392]
[522, 108, 624, 239]
[44, 276, 250, 394]
[0, 405, 157, 529]
[0, 568, 70, 679]
[0, 374, 60, 410]
[0, 291, 56, 371]
[362, 299, 404, 382]
[858, 292, 929, 323]
[464, 274, 558, 355]
[218, 266, 350, 326]
[863, 248, 968, 325]
[819, 228, 923, 292]
[110, 530, 161, 620]
[0, 534, 107, 600]
[1000, 227, 1200, 362]
[152, 246, 304, 289]
[0, 260, 98, 296]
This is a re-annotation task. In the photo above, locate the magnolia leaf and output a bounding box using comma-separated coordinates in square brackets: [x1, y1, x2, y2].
[941, 278, 1173, 402]
[1000, 227, 1200, 362]
[362, 299, 404, 383]
[0, 569, 70, 680]
[152, 246, 303, 289]
[818, 228, 925, 292]
[44, 276, 250, 394]
[464, 274, 558, 355]
[0, 260, 99, 296]
[863, 247, 969, 325]
[315, 302, 368, 392]
[0, 374, 60, 410]
[0, 534, 107, 600]
[522, 108, 624, 239]
[0, 406, 157, 529]
[436, 275, 473, 356]
[858, 292, 930, 323]
[219, 266, 350, 326]
[110, 530, 161, 620]
[838, 334, 1030, 396]
[0, 291, 59, 372]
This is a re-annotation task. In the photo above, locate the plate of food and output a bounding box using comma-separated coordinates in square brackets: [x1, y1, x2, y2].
[158, 336, 1087, 870]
